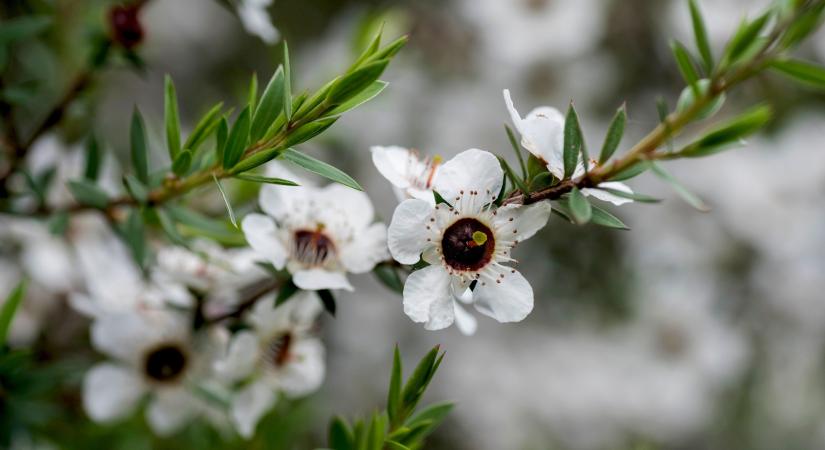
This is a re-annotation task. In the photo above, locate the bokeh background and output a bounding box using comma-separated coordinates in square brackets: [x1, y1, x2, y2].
[3, 0, 825, 448]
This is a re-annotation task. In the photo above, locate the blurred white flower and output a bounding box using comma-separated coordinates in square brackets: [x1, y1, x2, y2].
[370, 145, 442, 203]
[214, 292, 324, 438]
[503, 89, 634, 206]
[387, 149, 551, 333]
[237, 0, 279, 44]
[83, 308, 222, 436]
[241, 162, 388, 291]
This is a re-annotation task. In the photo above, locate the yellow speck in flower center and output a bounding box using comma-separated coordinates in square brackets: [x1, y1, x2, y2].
[471, 230, 488, 246]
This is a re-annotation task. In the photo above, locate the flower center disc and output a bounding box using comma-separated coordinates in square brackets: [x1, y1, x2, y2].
[441, 218, 495, 272]
[144, 344, 187, 383]
[267, 332, 293, 368]
[293, 229, 335, 266]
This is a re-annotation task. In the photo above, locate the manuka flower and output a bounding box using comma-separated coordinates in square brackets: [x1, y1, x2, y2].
[387, 149, 552, 333]
[242, 163, 389, 291]
[503, 89, 634, 205]
[371, 145, 442, 203]
[83, 308, 223, 435]
[214, 292, 324, 438]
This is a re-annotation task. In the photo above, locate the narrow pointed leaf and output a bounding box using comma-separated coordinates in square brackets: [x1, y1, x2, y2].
[567, 187, 592, 224]
[164, 75, 182, 159]
[689, 0, 714, 73]
[234, 173, 298, 185]
[326, 59, 389, 107]
[388, 346, 403, 424]
[599, 105, 626, 164]
[251, 66, 284, 140]
[598, 187, 661, 203]
[248, 72, 258, 113]
[505, 124, 527, 177]
[670, 40, 700, 93]
[329, 416, 354, 450]
[123, 208, 146, 267]
[562, 102, 582, 179]
[222, 107, 251, 169]
[171, 149, 193, 176]
[590, 204, 629, 230]
[123, 174, 148, 204]
[0, 280, 27, 346]
[283, 42, 292, 121]
[84, 135, 101, 181]
[769, 59, 825, 90]
[498, 156, 528, 193]
[284, 117, 337, 147]
[608, 160, 650, 181]
[724, 13, 770, 66]
[130, 107, 148, 182]
[184, 102, 223, 152]
[215, 117, 229, 163]
[680, 104, 772, 157]
[212, 174, 237, 228]
[649, 162, 710, 211]
[318, 289, 336, 316]
[281, 148, 362, 190]
[326, 80, 388, 117]
[68, 180, 109, 209]
[156, 208, 188, 246]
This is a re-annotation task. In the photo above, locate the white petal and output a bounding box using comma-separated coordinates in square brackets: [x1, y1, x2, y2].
[238, 0, 279, 44]
[453, 302, 478, 336]
[214, 331, 259, 383]
[231, 379, 277, 439]
[340, 223, 389, 274]
[319, 184, 375, 232]
[503, 89, 526, 135]
[241, 213, 287, 269]
[146, 389, 198, 436]
[258, 166, 312, 221]
[402, 265, 455, 330]
[503, 90, 565, 177]
[582, 181, 634, 206]
[293, 269, 353, 291]
[371, 146, 414, 189]
[494, 201, 552, 242]
[279, 338, 325, 396]
[90, 313, 153, 362]
[433, 149, 502, 204]
[83, 363, 145, 422]
[387, 199, 435, 265]
[473, 268, 534, 323]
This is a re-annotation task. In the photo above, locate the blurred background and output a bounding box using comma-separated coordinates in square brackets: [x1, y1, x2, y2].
[3, 0, 825, 448]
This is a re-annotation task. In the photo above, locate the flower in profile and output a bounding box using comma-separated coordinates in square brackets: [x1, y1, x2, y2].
[214, 292, 324, 438]
[237, 0, 279, 44]
[371, 145, 442, 203]
[83, 308, 221, 436]
[387, 149, 552, 334]
[241, 163, 388, 291]
[503, 89, 634, 206]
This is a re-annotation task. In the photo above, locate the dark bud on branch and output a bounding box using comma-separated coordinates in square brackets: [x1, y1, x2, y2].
[109, 3, 144, 50]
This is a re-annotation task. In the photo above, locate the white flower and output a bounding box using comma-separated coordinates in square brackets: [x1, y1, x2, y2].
[83, 308, 220, 436]
[237, 0, 279, 44]
[214, 292, 324, 438]
[241, 162, 389, 291]
[370, 145, 442, 203]
[387, 149, 552, 334]
[503, 89, 634, 206]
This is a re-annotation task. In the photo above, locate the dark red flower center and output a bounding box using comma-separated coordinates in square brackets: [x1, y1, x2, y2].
[144, 344, 187, 383]
[267, 332, 293, 368]
[441, 218, 495, 271]
[293, 229, 335, 267]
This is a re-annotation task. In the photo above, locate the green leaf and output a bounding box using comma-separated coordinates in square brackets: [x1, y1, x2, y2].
[167, 206, 245, 246]
[228, 146, 282, 174]
[215, 117, 229, 163]
[123, 209, 146, 267]
[0, 280, 27, 347]
[369, 35, 408, 61]
[781, 3, 825, 48]
[123, 173, 148, 204]
[590, 204, 629, 230]
[689, 0, 714, 73]
[365, 413, 385, 450]
[283, 42, 292, 122]
[84, 135, 101, 181]
[251, 66, 285, 140]
[172, 149, 193, 176]
[351, 24, 384, 69]
[48, 211, 69, 235]
[183, 102, 223, 153]
[498, 156, 528, 194]
[769, 59, 825, 90]
[329, 416, 354, 450]
[649, 162, 709, 211]
[326, 80, 388, 117]
[274, 279, 299, 306]
[670, 39, 700, 92]
[598, 105, 626, 165]
[248, 72, 258, 113]
[676, 79, 726, 120]
[222, 107, 251, 169]
[388, 346, 403, 425]
[598, 187, 661, 203]
[373, 264, 404, 294]
[326, 59, 389, 107]
[0, 16, 52, 44]
[562, 102, 582, 179]
[130, 107, 149, 183]
[234, 173, 298, 185]
[567, 187, 592, 224]
[284, 117, 338, 147]
[318, 289, 336, 316]
[386, 441, 411, 450]
[680, 104, 772, 157]
[156, 208, 188, 246]
[406, 402, 454, 429]
[723, 13, 770, 66]
[281, 148, 362, 190]
[164, 75, 182, 159]
[505, 124, 527, 178]
[526, 154, 548, 182]
[68, 180, 109, 209]
[212, 175, 237, 228]
[401, 346, 441, 412]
